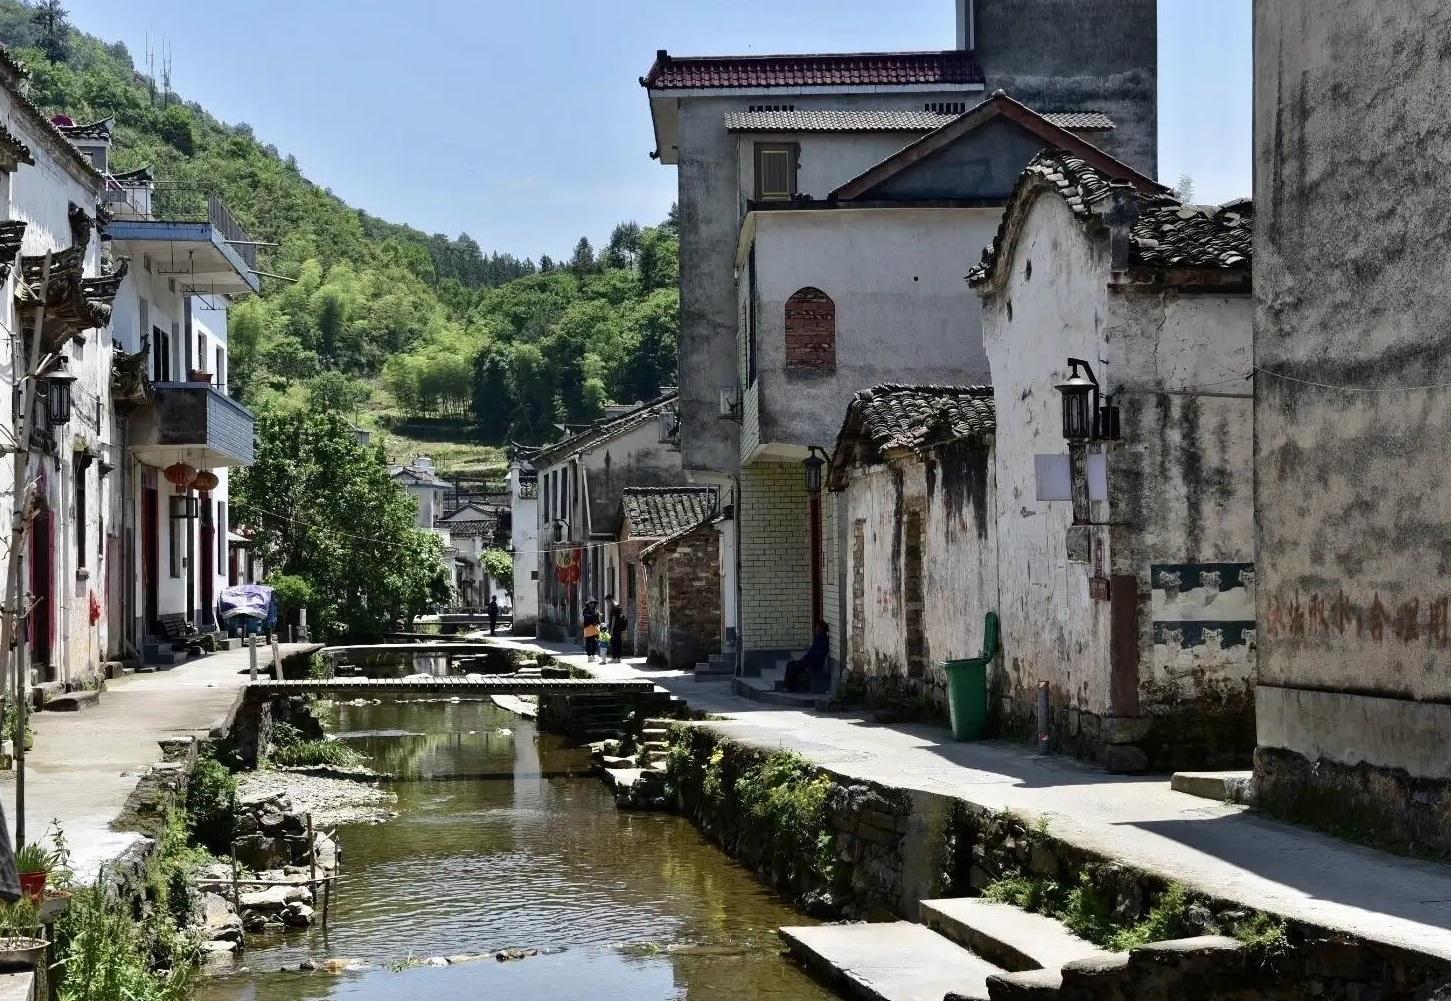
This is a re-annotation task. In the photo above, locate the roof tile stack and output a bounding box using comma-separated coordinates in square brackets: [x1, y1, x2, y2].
[846, 384, 996, 456]
[621, 486, 717, 539]
[968, 150, 1252, 286]
[643, 50, 982, 90]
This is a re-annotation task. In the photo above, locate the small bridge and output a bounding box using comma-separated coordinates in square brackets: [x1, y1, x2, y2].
[245, 677, 660, 696]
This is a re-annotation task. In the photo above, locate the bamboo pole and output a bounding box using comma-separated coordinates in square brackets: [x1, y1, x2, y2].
[5, 252, 51, 850]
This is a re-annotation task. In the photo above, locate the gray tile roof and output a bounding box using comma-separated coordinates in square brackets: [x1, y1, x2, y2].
[723, 109, 1113, 133]
[533, 390, 678, 467]
[968, 150, 1251, 287]
[831, 385, 995, 486]
[620, 486, 717, 539]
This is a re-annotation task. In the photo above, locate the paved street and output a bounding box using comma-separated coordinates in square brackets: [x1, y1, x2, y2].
[0, 644, 315, 879]
[501, 637, 1451, 963]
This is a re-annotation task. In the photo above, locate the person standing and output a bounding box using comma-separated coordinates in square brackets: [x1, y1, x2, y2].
[582, 599, 602, 663]
[608, 600, 628, 663]
[487, 595, 500, 636]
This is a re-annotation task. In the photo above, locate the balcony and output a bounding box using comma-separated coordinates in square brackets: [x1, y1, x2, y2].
[128, 383, 256, 469]
[105, 181, 261, 296]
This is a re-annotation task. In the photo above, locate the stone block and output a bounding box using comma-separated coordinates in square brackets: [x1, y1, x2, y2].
[1102, 745, 1150, 774]
[984, 969, 1063, 1001]
[1101, 716, 1154, 745]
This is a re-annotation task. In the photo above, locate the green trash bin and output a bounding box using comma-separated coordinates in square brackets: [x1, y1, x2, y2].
[945, 611, 999, 741]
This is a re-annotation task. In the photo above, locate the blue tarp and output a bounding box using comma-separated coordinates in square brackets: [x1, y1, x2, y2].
[218, 584, 277, 631]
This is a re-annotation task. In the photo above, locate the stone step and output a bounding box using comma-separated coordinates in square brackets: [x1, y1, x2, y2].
[600, 754, 638, 769]
[779, 921, 1003, 1001]
[731, 675, 832, 710]
[641, 727, 669, 738]
[919, 898, 1112, 974]
[981, 968, 1062, 1001]
[1169, 770, 1254, 804]
[41, 690, 101, 712]
[602, 767, 644, 793]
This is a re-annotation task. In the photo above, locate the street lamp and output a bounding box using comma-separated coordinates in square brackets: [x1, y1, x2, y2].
[802, 449, 827, 496]
[1055, 358, 1120, 442]
[1055, 358, 1098, 442]
[552, 518, 569, 544]
[43, 371, 76, 428]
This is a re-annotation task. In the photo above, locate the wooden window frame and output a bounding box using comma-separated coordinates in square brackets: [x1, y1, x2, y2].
[754, 142, 798, 202]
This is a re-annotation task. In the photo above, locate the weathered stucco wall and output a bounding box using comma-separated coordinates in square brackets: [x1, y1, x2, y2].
[983, 193, 1114, 738]
[840, 443, 998, 719]
[1252, 0, 1451, 846]
[968, 0, 1158, 176]
[983, 190, 1255, 769]
[747, 209, 998, 454]
[734, 131, 922, 205]
[677, 90, 980, 476]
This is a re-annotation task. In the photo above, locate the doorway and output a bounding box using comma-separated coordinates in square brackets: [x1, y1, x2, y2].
[142, 485, 158, 634]
[29, 509, 53, 681]
[199, 492, 214, 627]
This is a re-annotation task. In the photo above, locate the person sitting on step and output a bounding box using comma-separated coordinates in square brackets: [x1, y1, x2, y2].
[780, 621, 829, 693]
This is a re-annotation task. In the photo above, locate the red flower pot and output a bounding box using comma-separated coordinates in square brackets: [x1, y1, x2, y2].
[17, 871, 44, 901]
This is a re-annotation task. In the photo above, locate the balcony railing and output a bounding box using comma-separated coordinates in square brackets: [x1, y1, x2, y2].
[105, 180, 258, 271]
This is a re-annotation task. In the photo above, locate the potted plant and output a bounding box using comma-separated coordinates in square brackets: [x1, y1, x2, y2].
[14, 843, 51, 901]
[0, 898, 45, 971]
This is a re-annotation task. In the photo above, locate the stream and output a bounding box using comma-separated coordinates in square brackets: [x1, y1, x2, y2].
[195, 696, 834, 1001]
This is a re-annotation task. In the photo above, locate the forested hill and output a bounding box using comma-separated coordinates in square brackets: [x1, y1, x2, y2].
[0, 1, 679, 473]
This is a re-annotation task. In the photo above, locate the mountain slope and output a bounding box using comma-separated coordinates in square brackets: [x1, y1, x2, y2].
[0, 1, 679, 478]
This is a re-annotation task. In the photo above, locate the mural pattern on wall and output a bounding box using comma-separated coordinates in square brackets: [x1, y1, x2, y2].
[1151, 562, 1256, 679]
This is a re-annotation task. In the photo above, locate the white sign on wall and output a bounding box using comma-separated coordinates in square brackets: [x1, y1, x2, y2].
[1034, 454, 1072, 501]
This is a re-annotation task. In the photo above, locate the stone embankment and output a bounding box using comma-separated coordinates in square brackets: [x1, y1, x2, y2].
[658, 722, 1451, 1000]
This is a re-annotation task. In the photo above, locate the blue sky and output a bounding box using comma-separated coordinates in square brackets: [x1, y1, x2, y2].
[63, 0, 1250, 263]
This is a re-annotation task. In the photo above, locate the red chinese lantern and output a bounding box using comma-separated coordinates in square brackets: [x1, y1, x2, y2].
[191, 469, 220, 492]
[163, 462, 197, 492]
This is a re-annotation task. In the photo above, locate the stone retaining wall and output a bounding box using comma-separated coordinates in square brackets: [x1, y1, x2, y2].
[668, 723, 1451, 999]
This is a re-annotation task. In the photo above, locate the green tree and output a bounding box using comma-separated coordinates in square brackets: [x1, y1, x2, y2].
[471, 345, 515, 441]
[234, 407, 451, 639]
[481, 548, 513, 593]
[568, 236, 596, 275]
[30, 0, 66, 62]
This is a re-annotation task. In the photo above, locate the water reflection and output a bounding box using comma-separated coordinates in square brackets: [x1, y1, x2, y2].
[195, 699, 831, 1001]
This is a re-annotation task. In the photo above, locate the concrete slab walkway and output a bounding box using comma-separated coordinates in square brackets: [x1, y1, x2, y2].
[501, 635, 1451, 963]
[0, 643, 316, 879]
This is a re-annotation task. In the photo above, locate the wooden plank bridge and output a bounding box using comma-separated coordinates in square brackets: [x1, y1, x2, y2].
[245, 677, 661, 695]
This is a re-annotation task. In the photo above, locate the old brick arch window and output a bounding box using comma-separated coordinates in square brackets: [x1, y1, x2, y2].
[784, 287, 836, 374]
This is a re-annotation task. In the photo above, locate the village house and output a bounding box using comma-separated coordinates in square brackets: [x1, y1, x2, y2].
[967, 149, 1254, 771]
[644, 0, 1156, 678]
[828, 385, 997, 717]
[436, 501, 506, 610]
[388, 455, 460, 604]
[731, 94, 1162, 680]
[614, 485, 718, 660]
[534, 391, 683, 642]
[1251, 0, 1451, 853]
[507, 449, 538, 635]
[102, 140, 259, 664]
[640, 514, 724, 670]
[0, 51, 121, 689]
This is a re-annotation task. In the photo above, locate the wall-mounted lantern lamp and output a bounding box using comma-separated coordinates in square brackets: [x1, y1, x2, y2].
[551, 518, 570, 544]
[802, 447, 827, 496]
[43, 371, 76, 428]
[1055, 358, 1119, 442]
[169, 493, 199, 520]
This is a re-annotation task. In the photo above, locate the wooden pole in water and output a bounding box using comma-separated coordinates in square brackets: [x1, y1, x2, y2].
[230, 843, 242, 943]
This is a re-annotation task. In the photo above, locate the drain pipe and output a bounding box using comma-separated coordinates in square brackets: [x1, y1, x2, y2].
[1036, 681, 1051, 754]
